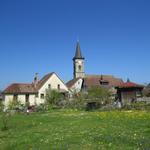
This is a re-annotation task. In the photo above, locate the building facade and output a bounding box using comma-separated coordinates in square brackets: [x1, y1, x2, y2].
[3, 72, 68, 107]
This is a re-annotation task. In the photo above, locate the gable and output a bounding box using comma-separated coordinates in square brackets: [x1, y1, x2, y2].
[67, 78, 83, 93]
[38, 73, 68, 93]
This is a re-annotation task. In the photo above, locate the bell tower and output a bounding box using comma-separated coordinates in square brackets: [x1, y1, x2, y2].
[73, 42, 85, 79]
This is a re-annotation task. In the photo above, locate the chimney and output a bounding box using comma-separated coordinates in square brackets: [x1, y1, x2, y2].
[34, 73, 39, 87]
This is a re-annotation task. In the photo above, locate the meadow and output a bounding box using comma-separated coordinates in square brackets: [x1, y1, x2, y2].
[0, 109, 150, 150]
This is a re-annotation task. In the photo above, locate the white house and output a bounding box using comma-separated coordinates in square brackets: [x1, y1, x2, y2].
[3, 72, 69, 107]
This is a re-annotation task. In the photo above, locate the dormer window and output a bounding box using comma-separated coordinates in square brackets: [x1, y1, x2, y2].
[100, 80, 109, 85]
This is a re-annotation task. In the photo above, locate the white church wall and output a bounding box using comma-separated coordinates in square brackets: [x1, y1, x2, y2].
[70, 78, 83, 93]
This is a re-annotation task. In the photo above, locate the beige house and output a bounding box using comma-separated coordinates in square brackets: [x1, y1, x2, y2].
[3, 72, 68, 107]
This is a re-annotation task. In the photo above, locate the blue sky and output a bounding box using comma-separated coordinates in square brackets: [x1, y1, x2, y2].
[0, 0, 150, 90]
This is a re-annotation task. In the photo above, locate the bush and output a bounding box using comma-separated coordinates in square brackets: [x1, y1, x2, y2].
[122, 101, 150, 111]
[63, 92, 86, 110]
[46, 89, 65, 107]
[35, 103, 49, 112]
[63, 87, 113, 110]
[87, 87, 112, 105]
[0, 101, 10, 131]
[8, 99, 25, 112]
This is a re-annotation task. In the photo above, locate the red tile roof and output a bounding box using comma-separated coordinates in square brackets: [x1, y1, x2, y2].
[116, 81, 144, 88]
[3, 83, 37, 94]
[67, 75, 123, 90]
[37, 73, 54, 89]
[3, 72, 54, 94]
[83, 75, 123, 88]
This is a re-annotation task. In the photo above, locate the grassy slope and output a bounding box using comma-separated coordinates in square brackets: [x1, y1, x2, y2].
[0, 110, 150, 150]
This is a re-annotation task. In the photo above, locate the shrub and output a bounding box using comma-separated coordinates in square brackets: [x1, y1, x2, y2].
[46, 89, 65, 107]
[122, 101, 150, 111]
[0, 101, 10, 131]
[35, 103, 49, 112]
[63, 92, 87, 110]
[87, 87, 112, 105]
[64, 87, 113, 110]
[8, 99, 23, 111]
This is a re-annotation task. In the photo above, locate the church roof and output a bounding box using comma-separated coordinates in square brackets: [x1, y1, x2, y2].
[73, 42, 84, 60]
[67, 75, 124, 90]
[83, 75, 123, 89]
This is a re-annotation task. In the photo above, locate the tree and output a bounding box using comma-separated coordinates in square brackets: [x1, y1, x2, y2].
[87, 86, 111, 104]
[46, 89, 64, 106]
[0, 101, 10, 131]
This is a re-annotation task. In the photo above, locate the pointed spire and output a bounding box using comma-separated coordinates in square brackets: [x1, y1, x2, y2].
[127, 78, 130, 82]
[100, 75, 103, 80]
[73, 41, 84, 60]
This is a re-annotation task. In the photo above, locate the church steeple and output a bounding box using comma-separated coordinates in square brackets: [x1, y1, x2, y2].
[73, 42, 85, 79]
[73, 41, 84, 60]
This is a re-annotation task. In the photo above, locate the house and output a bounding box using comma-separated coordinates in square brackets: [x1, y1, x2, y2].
[115, 79, 144, 104]
[3, 72, 68, 107]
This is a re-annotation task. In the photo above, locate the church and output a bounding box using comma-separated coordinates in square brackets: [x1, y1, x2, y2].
[67, 42, 144, 103]
[67, 42, 123, 94]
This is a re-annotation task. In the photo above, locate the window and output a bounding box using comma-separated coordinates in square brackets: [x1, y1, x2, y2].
[40, 94, 44, 99]
[78, 65, 82, 71]
[136, 90, 142, 97]
[100, 80, 109, 85]
[13, 94, 18, 101]
[25, 94, 29, 102]
[48, 84, 51, 89]
[35, 93, 38, 98]
[57, 84, 60, 90]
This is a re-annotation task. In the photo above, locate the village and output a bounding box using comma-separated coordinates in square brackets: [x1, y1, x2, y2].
[1, 42, 150, 111]
[1, 0, 150, 149]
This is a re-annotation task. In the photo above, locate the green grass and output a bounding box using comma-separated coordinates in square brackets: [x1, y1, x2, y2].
[0, 109, 150, 150]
